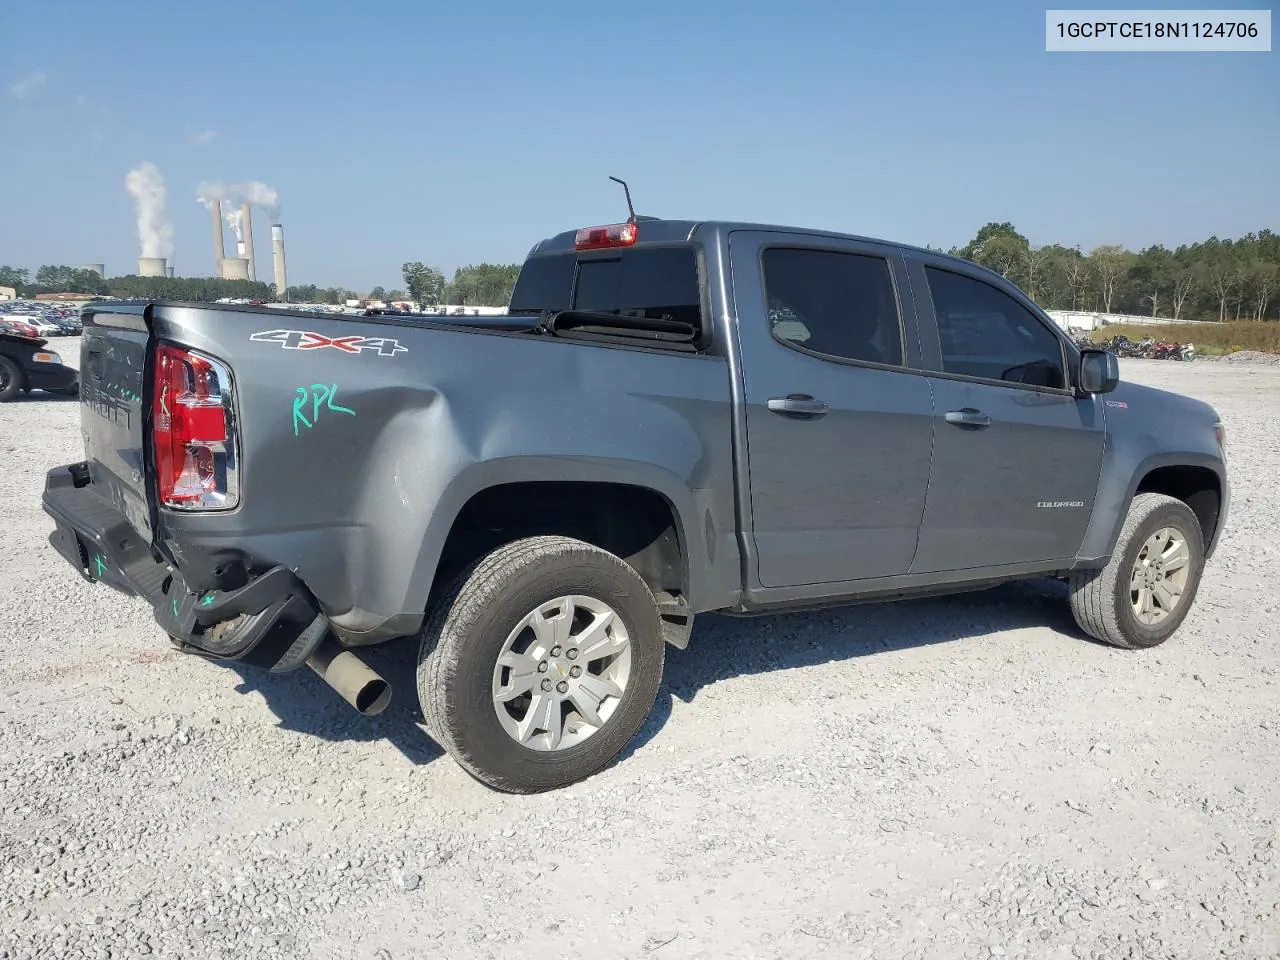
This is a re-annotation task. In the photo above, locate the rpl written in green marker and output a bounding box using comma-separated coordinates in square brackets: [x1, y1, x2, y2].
[292, 383, 357, 436]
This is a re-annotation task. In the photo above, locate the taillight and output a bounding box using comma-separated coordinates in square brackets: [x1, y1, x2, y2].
[152, 343, 239, 510]
[574, 222, 638, 251]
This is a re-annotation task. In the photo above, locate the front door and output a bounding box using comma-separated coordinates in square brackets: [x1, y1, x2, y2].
[730, 234, 935, 588]
[909, 262, 1105, 573]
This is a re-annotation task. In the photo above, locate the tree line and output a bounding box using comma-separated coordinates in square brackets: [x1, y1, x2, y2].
[946, 224, 1278, 322]
[6, 227, 1276, 321]
[1, 265, 276, 302]
[0, 262, 523, 309]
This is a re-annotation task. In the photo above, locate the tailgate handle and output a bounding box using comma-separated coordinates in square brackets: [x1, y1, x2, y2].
[84, 347, 102, 380]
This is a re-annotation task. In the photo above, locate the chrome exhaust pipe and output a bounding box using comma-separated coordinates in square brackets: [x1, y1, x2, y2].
[306, 638, 392, 716]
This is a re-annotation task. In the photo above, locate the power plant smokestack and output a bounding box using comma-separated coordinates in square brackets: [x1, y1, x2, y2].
[210, 198, 226, 274]
[271, 224, 287, 300]
[166, 266, 175, 279]
[138, 257, 168, 277]
[241, 203, 256, 282]
[219, 258, 250, 281]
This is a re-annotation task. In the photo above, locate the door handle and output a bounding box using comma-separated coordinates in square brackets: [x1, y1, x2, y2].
[944, 408, 992, 428]
[767, 395, 829, 419]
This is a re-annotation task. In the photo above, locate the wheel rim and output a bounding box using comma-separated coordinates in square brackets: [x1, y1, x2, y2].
[1130, 526, 1191, 625]
[0, 365, 9, 392]
[491, 594, 633, 752]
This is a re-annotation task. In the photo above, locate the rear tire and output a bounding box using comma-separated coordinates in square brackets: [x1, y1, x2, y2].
[0, 357, 22, 402]
[1068, 493, 1205, 649]
[417, 535, 666, 793]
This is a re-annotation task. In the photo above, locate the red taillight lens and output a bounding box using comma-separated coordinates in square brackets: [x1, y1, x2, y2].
[574, 222, 638, 251]
[152, 344, 238, 510]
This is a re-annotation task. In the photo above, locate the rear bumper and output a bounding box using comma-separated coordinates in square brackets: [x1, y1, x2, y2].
[42, 462, 328, 671]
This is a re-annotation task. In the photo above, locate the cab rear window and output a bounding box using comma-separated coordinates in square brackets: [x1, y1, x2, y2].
[509, 247, 702, 330]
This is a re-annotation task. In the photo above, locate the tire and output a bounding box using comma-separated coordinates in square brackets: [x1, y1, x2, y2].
[0, 356, 23, 402]
[417, 535, 666, 793]
[1068, 493, 1205, 649]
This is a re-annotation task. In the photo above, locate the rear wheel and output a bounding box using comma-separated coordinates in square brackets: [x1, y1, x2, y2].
[1068, 493, 1205, 649]
[417, 536, 666, 793]
[0, 357, 22, 402]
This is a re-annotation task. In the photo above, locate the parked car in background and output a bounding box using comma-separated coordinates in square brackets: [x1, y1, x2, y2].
[26, 317, 64, 338]
[0, 330, 79, 401]
[48, 315, 82, 336]
[0, 318, 41, 338]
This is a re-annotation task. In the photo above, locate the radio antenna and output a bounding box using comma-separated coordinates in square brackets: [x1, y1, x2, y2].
[608, 176, 637, 223]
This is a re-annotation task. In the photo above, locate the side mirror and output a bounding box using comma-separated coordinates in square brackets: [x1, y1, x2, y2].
[1078, 347, 1119, 395]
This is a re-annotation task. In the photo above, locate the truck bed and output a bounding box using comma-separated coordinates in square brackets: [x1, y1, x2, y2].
[63, 300, 740, 650]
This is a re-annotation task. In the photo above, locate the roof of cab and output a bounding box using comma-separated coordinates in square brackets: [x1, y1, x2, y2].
[529, 218, 958, 266]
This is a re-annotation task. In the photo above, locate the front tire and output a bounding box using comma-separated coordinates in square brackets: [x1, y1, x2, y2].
[1068, 493, 1205, 649]
[417, 536, 666, 793]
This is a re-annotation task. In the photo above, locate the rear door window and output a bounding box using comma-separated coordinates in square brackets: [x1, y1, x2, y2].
[761, 247, 904, 366]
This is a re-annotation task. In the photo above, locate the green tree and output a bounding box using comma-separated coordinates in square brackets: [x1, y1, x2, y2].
[402, 261, 445, 307]
[445, 263, 522, 306]
[1087, 245, 1133, 313]
[24, 265, 110, 296]
[959, 223, 1030, 283]
[105, 275, 273, 301]
[1246, 260, 1277, 322]
[1127, 245, 1176, 317]
[369, 286, 386, 301]
[285, 284, 320, 302]
[0, 266, 31, 291]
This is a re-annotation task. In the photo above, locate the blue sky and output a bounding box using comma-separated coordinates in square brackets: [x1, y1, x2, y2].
[2, 0, 1276, 290]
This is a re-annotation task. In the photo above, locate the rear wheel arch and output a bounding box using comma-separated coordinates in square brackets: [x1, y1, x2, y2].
[419, 477, 697, 643]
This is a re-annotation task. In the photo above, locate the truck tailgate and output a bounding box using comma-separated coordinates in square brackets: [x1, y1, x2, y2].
[79, 309, 154, 542]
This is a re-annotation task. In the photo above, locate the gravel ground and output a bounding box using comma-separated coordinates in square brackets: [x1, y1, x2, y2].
[1, 340, 1277, 960]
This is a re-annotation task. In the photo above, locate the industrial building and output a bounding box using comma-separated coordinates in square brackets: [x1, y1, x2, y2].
[207, 197, 288, 294]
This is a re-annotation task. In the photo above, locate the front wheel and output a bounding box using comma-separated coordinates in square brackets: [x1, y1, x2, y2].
[417, 536, 666, 793]
[1068, 493, 1206, 649]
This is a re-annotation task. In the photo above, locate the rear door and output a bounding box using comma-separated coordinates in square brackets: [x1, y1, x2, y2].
[730, 231, 935, 587]
[907, 260, 1104, 572]
[79, 308, 154, 540]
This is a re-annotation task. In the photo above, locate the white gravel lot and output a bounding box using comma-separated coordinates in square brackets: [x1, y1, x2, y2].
[1, 338, 1277, 960]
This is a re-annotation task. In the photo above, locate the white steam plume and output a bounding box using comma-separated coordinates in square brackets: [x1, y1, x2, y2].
[238, 181, 279, 222]
[125, 162, 174, 259]
[225, 204, 244, 242]
[196, 179, 281, 230]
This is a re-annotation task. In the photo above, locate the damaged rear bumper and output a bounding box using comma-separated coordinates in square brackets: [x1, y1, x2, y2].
[41, 462, 328, 672]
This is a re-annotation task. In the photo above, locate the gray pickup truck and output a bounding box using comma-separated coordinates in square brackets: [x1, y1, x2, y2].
[42, 216, 1229, 793]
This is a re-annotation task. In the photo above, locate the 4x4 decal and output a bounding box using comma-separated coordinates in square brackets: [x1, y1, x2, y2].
[249, 329, 407, 357]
